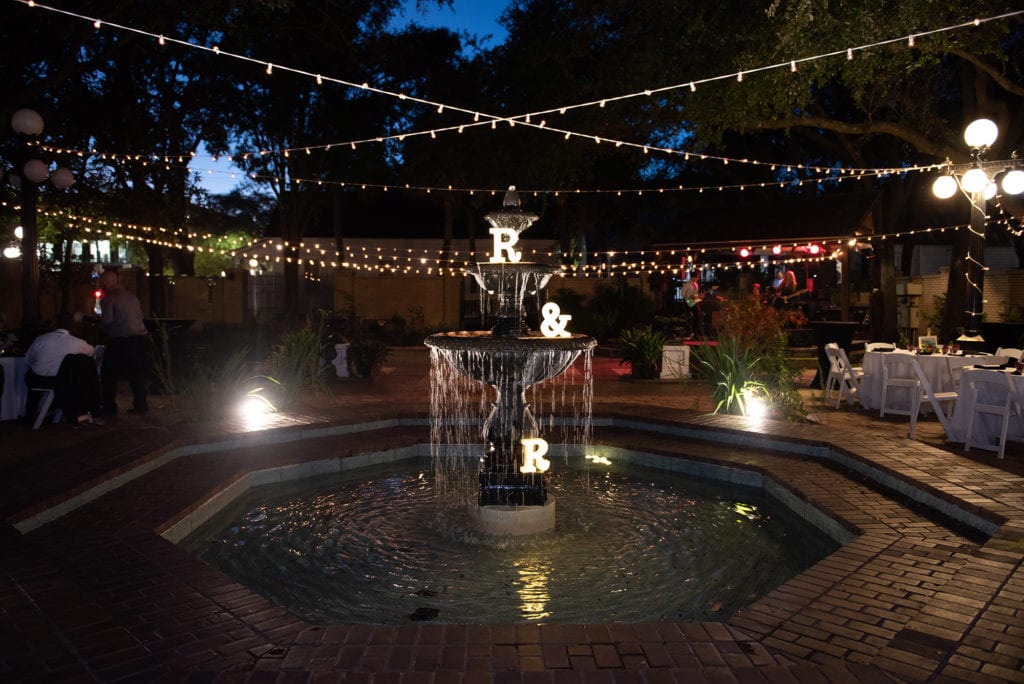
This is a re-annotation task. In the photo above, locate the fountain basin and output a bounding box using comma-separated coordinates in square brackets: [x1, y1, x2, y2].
[425, 331, 596, 386]
[183, 456, 839, 624]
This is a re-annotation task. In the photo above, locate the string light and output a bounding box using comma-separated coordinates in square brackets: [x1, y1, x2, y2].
[14, 0, 1024, 237]
[22, 2, 1017, 181]
[19, 0, 1022, 160]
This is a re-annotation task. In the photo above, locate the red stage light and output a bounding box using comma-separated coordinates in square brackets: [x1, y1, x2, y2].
[739, 247, 750, 258]
[771, 245, 782, 255]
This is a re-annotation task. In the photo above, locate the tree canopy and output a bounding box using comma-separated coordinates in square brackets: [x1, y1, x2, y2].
[2, 0, 1022, 323]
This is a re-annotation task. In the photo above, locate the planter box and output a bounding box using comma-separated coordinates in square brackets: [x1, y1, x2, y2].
[786, 328, 815, 347]
[660, 345, 690, 379]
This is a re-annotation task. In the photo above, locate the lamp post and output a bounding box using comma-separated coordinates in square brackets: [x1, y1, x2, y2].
[931, 118, 1024, 341]
[9, 108, 74, 330]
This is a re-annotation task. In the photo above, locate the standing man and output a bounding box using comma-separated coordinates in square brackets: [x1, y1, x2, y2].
[98, 269, 149, 414]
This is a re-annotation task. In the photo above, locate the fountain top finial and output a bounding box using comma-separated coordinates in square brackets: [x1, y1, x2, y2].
[502, 185, 520, 210]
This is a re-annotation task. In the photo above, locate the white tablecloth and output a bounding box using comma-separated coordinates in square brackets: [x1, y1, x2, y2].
[0, 356, 28, 421]
[948, 369, 1024, 443]
[859, 351, 1007, 411]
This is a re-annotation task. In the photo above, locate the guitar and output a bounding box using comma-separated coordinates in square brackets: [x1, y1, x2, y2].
[777, 288, 809, 303]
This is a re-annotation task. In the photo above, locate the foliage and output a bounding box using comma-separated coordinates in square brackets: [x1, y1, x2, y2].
[269, 314, 330, 408]
[192, 231, 258, 277]
[177, 346, 257, 419]
[347, 337, 391, 378]
[149, 322, 177, 404]
[147, 322, 257, 420]
[693, 337, 767, 416]
[698, 294, 805, 420]
[780, 309, 809, 329]
[925, 293, 948, 337]
[618, 325, 670, 379]
[998, 301, 1024, 323]
[552, 282, 657, 343]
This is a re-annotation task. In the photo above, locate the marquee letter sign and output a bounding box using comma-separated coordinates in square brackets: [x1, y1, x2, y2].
[489, 228, 522, 263]
[540, 302, 571, 338]
[520, 437, 551, 473]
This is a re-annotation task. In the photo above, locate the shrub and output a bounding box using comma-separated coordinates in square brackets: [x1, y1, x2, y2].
[618, 325, 670, 379]
[269, 314, 329, 408]
[348, 337, 391, 378]
[696, 294, 805, 421]
[693, 337, 767, 415]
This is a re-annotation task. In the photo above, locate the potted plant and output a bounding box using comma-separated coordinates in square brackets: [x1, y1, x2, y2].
[348, 337, 391, 378]
[618, 325, 670, 379]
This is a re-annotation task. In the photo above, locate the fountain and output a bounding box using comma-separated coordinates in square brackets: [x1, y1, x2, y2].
[181, 189, 842, 622]
[425, 187, 596, 534]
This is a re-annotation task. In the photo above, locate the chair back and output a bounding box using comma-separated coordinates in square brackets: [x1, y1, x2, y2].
[967, 373, 1015, 410]
[913, 355, 962, 437]
[835, 347, 857, 374]
[823, 344, 842, 373]
[963, 372, 1021, 458]
[881, 352, 917, 382]
[995, 347, 1022, 362]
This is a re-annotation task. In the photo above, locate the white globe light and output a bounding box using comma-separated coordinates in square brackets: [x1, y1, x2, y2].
[3, 245, 22, 259]
[51, 167, 75, 189]
[1001, 169, 1024, 195]
[14, 226, 23, 239]
[931, 175, 958, 199]
[22, 159, 49, 184]
[963, 118, 998, 149]
[982, 182, 997, 201]
[11, 108, 44, 136]
[961, 167, 990, 193]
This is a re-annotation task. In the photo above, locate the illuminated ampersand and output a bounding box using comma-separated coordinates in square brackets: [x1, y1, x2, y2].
[519, 437, 551, 473]
[489, 228, 522, 263]
[540, 302, 571, 338]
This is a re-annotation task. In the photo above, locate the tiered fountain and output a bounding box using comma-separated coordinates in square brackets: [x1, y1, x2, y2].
[425, 187, 596, 534]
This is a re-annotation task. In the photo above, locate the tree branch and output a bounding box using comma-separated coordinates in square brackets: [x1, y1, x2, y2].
[949, 47, 1024, 97]
[754, 116, 951, 160]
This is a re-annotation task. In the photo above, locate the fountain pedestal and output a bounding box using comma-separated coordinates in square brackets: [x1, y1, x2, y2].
[467, 496, 556, 535]
[425, 187, 595, 534]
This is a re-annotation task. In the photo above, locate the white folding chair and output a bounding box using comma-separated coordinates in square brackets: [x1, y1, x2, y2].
[865, 342, 896, 352]
[824, 343, 863, 408]
[963, 373, 1022, 459]
[29, 387, 62, 430]
[879, 354, 956, 438]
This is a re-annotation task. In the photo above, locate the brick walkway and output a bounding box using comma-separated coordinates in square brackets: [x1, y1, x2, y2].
[1, 350, 1022, 682]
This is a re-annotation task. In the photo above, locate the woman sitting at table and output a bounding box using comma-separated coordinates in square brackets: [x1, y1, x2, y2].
[24, 313, 101, 425]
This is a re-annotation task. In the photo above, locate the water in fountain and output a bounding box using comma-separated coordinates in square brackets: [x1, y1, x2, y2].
[425, 187, 596, 526]
[185, 458, 839, 624]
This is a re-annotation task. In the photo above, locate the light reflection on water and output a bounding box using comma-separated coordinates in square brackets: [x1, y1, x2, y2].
[183, 460, 838, 624]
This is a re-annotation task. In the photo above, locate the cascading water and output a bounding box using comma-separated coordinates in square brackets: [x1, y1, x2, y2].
[425, 187, 596, 532]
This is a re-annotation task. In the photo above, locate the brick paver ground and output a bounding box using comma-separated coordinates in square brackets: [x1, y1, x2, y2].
[1, 348, 1022, 682]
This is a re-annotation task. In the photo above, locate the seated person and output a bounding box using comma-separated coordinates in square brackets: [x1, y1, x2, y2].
[24, 312, 101, 424]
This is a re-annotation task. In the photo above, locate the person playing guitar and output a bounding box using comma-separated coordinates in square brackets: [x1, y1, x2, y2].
[772, 269, 807, 306]
[680, 270, 703, 336]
